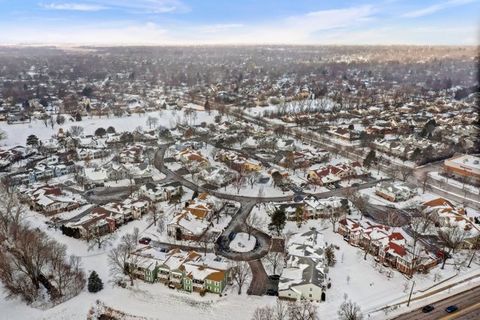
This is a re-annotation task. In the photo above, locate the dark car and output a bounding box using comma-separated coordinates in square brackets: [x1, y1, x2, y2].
[139, 237, 152, 245]
[351, 183, 360, 187]
[445, 305, 458, 313]
[265, 289, 278, 296]
[422, 305, 434, 313]
[293, 195, 304, 202]
[269, 275, 280, 281]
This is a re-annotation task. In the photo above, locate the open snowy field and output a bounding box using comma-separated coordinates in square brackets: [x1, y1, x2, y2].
[0, 109, 218, 148]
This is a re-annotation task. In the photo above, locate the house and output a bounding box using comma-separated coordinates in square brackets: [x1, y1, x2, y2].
[197, 166, 237, 187]
[279, 230, 328, 302]
[338, 217, 439, 276]
[422, 198, 479, 236]
[119, 144, 145, 163]
[61, 195, 152, 239]
[328, 127, 361, 141]
[175, 148, 209, 169]
[444, 154, 480, 185]
[129, 247, 231, 294]
[138, 181, 183, 202]
[375, 181, 417, 202]
[77, 148, 109, 160]
[167, 193, 222, 241]
[62, 207, 117, 239]
[24, 185, 83, 215]
[303, 196, 347, 220]
[307, 162, 367, 185]
[214, 149, 262, 172]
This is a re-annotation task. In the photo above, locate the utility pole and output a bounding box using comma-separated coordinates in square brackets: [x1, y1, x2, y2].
[407, 280, 416, 307]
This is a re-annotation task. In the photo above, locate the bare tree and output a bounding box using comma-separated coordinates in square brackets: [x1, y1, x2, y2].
[0, 186, 25, 240]
[251, 305, 274, 320]
[265, 252, 285, 275]
[347, 191, 368, 219]
[199, 232, 216, 255]
[68, 125, 84, 137]
[438, 226, 466, 269]
[338, 300, 363, 320]
[0, 129, 6, 141]
[252, 300, 289, 320]
[87, 230, 116, 251]
[419, 171, 430, 194]
[247, 171, 260, 189]
[156, 210, 166, 234]
[328, 210, 343, 232]
[232, 261, 250, 295]
[108, 228, 140, 285]
[148, 206, 163, 227]
[383, 209, 401, 226]
[288, 300, 318, 320]
[467, 236, 480, 268]
[246, 211, 265, 240]
[399, 166, 414, 182]
[146, 116, 159, 129]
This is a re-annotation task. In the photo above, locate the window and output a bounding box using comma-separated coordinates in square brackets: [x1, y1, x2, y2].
[310, 288, 312, 291]
[309, 294, 312, 298]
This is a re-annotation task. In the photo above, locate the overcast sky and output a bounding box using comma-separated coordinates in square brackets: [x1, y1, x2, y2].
[0, 0, 478, 45]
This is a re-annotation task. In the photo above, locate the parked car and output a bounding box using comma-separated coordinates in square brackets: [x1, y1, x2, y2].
[293, 194, 304, 202]
[351, 183, 360, 187]
[422, 305, 435, 313]
[139, 237, 152, 245]
[445, 305, 458, 313]
[269, 275, 280, 281]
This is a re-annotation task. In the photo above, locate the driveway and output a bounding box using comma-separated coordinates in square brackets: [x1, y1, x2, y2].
[247, 259, 270, 296]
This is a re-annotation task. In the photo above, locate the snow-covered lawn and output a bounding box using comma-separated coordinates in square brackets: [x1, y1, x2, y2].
[429, 171, 480, 195]
[281, 219, 476, 319]
[229, 233, 256, 253]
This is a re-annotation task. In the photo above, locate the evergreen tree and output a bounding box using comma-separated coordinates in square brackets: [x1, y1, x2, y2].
[269, 208, 286, 236]
[325, 246, 336, 267]
[26, 134, 39, 147]
[363, 150, 376, 169]
[410, 147, 422, 163]
[95, 127, 107, 137]
[87, 271, 104, 293]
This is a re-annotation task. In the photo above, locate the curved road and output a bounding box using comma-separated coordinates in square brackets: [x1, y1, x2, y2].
[154, 143, 388, 295]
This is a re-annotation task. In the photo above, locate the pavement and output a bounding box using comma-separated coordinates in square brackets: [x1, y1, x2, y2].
[247, 259, 270, 295]
[392, 285, 480, 320]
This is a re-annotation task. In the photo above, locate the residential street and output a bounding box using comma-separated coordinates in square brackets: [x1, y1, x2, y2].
[240, 113, 480, 210]
[153, 144, 389, 263]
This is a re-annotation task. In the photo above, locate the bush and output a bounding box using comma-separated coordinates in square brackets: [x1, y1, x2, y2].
[95, 127, 107, 137]
[88, 271, 104, 293]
